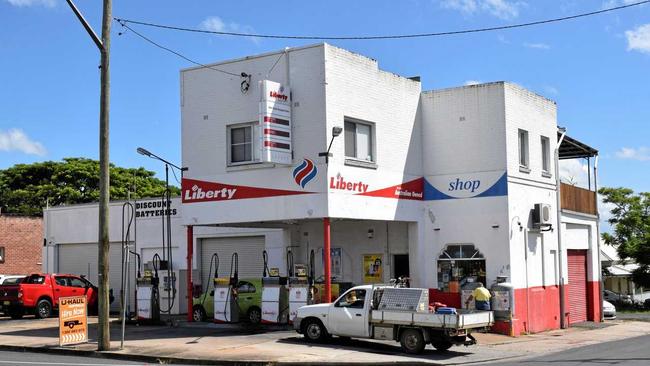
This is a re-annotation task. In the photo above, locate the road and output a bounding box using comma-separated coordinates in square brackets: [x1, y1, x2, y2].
[0, 350, 145, 365]
[496, 334, 650, 366]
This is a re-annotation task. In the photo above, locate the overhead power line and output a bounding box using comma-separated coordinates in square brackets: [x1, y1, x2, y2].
[116, 20, 241, 77]
[115, 1, 648, 41]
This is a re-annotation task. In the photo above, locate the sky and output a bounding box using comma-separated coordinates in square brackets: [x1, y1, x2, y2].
[1, 0, 649, 206]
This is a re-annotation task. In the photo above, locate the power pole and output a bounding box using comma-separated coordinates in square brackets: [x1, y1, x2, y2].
[65, 0, 112, 351]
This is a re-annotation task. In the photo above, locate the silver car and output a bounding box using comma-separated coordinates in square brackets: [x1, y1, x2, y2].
[603, 300, 616, 320]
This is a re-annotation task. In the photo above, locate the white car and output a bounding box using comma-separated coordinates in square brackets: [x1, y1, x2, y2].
[603, 300, 616, 320]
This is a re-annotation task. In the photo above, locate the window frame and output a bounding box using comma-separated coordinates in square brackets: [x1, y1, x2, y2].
[334, 289, 367, 309]
[518, 129, 530, 170]
[226, 122, 257, 166]
[0, 246, 4, 264]
[541, 136, 551, 174]
[344, 118, 376, 163]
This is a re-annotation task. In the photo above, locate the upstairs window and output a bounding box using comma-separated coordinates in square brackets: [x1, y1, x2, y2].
[518, 129, 529, 169]
[345, 119, 374, 162]
[0, 246, 4, 263]
[541, 136, 551, 174]
[228, 123, 254, 164]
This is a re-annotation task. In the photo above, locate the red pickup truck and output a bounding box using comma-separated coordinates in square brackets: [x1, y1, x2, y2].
[0, 273, 101, 319]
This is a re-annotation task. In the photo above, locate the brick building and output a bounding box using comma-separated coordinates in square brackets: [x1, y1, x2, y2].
[0, 215, 43, 275]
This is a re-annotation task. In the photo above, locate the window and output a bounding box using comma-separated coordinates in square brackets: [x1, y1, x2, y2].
[0, 246, 4, 263]
[228, 124, 254, 164]
[236, 281, 256, 294]
[345, 119, 374, 162]
[437, 244, 486, 293]
[335, 289, 366, 309]
[518, 129, 529, 169]
[25, 275, 45, 284]
[69, 277, 86, 288]
[54, 276, 68, 286]
[541, 136, 551, 174]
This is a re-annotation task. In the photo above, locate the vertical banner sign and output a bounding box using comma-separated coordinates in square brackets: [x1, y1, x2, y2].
[259, 80, 292, 165]
[59, 296, 88, 346]
[363, 254, 384, 284]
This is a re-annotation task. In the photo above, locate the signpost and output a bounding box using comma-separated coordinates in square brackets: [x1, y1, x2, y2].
[59, 296, 88, 346]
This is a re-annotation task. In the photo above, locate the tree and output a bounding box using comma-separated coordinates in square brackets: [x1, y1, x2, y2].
[0, 158, 180, 216]
[599, 187, 650, 288]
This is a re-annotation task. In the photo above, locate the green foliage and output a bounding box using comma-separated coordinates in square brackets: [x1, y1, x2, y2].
[599, 187, 650, 288]
[0, 158, 180, 216]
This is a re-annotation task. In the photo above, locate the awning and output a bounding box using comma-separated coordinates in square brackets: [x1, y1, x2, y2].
[558, 132, 598, 160]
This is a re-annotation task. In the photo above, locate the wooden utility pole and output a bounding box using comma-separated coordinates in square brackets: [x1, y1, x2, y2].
[65, 0, 112, 350]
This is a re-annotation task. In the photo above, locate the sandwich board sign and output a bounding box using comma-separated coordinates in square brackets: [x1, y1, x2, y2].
[59, 296, 88, 346]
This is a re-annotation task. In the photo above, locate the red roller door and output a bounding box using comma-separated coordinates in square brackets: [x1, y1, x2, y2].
[567, 250, 588, 324]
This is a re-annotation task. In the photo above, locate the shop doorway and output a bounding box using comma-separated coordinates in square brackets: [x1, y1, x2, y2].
[393, 254, 410, 279]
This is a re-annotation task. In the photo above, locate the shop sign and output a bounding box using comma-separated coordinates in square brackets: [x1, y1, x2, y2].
[322, 248, 342, 278]
[259, 80, 292, 165]
[59, 296, 88, 346]
[363, 254, 384, 284]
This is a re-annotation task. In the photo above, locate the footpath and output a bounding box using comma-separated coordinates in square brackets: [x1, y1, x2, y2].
[0, 316, 649, 365]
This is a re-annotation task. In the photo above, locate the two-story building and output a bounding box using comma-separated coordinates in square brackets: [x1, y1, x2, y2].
[180, 43, 602, 335]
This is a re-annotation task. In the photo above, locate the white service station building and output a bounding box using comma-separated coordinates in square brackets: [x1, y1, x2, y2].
[44, 43, 601, 336]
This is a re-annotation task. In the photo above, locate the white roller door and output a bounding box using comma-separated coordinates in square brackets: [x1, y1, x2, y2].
[57, 242, 135, 312]
[200, 236, 265, 287]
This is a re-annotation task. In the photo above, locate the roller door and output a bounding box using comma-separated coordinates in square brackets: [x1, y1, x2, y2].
[200, 236, 265, 288]
[57, 242, 135, 312]
[567, 249, 588, 324]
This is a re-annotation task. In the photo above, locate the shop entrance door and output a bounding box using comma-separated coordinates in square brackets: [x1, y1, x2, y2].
[393, 254, 410, 279]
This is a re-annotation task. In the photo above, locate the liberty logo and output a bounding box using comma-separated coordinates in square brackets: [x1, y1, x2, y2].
[292, 159, 317, 188]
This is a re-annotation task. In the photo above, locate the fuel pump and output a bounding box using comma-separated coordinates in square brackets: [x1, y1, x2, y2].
[136, 253, 161, 323]
[288, 250, 314, 323]
[261, 250, 289, 324]
[214, 253, 239, 323]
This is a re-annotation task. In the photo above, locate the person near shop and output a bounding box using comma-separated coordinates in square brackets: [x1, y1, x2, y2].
[465, 282, 492, 310]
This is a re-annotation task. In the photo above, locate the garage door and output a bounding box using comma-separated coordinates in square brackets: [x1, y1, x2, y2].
[200, 236, 265, 288]
[567, 249, 588, 324]
[57, 243, 135, 312]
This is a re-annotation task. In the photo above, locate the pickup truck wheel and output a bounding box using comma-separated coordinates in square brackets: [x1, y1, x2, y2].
[35, 299, 52, 319]
[192, 306, 206, 322]
[432, 340, 453, 351]
[400, 328, 426, 354]
[303, 319, 328, 343]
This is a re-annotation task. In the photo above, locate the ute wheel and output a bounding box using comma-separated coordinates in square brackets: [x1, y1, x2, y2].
[9, 307, 24, 320]
[302, 318, 329, 343]
[432, 340, 453, 351]
[35, 299, 52, 319]
[400, 328, 426, 354]
[193, 306, 206, 322]
[247, 307, 261, 324]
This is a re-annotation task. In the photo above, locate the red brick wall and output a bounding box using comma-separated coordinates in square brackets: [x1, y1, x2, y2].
[0, 216, 43, 275]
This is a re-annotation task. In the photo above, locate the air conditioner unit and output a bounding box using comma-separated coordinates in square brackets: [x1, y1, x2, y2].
[532, 203, 552, 228]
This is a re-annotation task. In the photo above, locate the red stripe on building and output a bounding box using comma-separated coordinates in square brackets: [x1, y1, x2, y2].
[264, 141, 291, 150]
[357, 178, 424, 200]
[182, 178, 313, 203]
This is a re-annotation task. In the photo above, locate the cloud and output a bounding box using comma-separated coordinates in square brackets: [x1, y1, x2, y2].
[4, 0, 56, 7]
[625, 24, 650, 55]
[559, 159, 589, 188]
[465, 80, 482, 85]
[602, 0, 641, 8]
[0, 129, 47, 156]
[523, 42, 551, 50]
[440, 0, 525, 20]
[199, 16, 259, 44]
[615, 147, 650, 161]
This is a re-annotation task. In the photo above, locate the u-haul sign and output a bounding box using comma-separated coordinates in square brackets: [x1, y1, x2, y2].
[259, 80, 292, 165]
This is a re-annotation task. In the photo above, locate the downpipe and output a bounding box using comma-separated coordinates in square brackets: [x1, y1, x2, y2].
[556, 128, 567, 329]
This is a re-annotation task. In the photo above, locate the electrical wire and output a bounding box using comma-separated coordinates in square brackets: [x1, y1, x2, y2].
[115, 19, 240, 77]
[115, 1, 648, 41]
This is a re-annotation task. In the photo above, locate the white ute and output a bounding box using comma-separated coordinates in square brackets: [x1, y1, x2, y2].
[294, 285, 494, 354]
